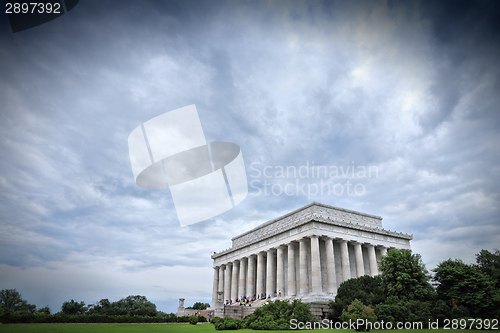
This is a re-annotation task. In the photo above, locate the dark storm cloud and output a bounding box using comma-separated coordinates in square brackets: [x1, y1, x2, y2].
[418, 0, 500, 130]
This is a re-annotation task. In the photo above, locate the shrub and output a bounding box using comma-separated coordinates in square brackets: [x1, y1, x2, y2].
[215, 317, 242, 330]
[242, 299, 316, 330]
[374, 297, 434, 324]
[0, 311, 181, 324]
[162, 313, 178, 322]
[433, 299, 451, 324]
[340, 299, 377, 332]
[404, 300, 432, 323]
[450, 305, 470, 319]
[188, 315, 198, 325]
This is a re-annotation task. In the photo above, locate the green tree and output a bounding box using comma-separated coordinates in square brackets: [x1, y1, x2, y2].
[61, 299, 86, 315]
[242, 299, 316, 330]
[339, 299, 377, 332]
[328, 275, 384, 321]
[0, 289, 36, 315]
[36, 306, 51, 314]
[87, 298, 111, 315]
[112, 295, 157, 317]
[374, 297, 433, 324]
[476, 249, 500, 287]
[188, 301, 210, 310]
[433, 258, 498, 318]
[97, 298, 111, 308]
[379, 249, 434, 301]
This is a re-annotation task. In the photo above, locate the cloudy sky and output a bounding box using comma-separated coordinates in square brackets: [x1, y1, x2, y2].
[0, 0, 499, 313]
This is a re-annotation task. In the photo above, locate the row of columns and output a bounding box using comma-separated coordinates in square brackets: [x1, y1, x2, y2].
[212, 236, 390, 305]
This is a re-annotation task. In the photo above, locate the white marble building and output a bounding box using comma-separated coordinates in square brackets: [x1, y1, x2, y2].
[211, 202, 412, 311]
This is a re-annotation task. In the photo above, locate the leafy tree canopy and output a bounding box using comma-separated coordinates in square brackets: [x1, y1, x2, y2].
[433, 258, 498, 318]
[0, 289, 36, 315]
[328, 275, 384, 321]
[339, 299, 376, 332]
[186, 301, 210, 310]
[36, 306, 51, 314]
[476, 249, 500, 288]
[61, 299, 86, 315]
[379, 249, 434, 301]
[87, 295, 157, 317]
[374, 297, 433, 324]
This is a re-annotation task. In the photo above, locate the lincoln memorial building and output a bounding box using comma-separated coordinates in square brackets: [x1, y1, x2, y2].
[210, 202, 412, 318]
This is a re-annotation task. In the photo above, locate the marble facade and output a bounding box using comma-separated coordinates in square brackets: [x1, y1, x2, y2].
[211, 202, 412, 309]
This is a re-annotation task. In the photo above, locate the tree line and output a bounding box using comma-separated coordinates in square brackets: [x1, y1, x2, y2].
[2, 248, 498, 327]
[0, 292, 209, 324]
[328, 248, 500, 330]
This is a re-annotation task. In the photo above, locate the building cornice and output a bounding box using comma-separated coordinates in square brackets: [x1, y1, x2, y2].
[212, 202, 412, 259]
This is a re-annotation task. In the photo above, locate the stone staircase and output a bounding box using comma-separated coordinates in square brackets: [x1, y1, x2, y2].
[218, 298, 330, 320]
[220, 297, 274, 319]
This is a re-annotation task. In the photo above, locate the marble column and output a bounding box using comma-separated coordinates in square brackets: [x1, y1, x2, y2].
[367, 244, 378, 277]
[310, 235, 322, 294]
[256, 252, 265, 297]
[354, 242, 365, 277]
[299, 238, 308, 295]
[218, 264, 225, 300]
[239, 258, 247, 298]
[276, 246, 285, 297]
[287, 242, 296, 296]
[247, 255, 255, 298]
[325, 237, 337, 294]
[266, 249, 275, 297]
[231, 260, 239, 301]
[339, 239, 351, 282]
[212, 266, 219, 307]
[224, 263, 232, 302]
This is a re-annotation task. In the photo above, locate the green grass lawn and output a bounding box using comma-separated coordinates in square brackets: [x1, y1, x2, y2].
[0, 324, 489, 333]
[0, 323, 213, 333]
